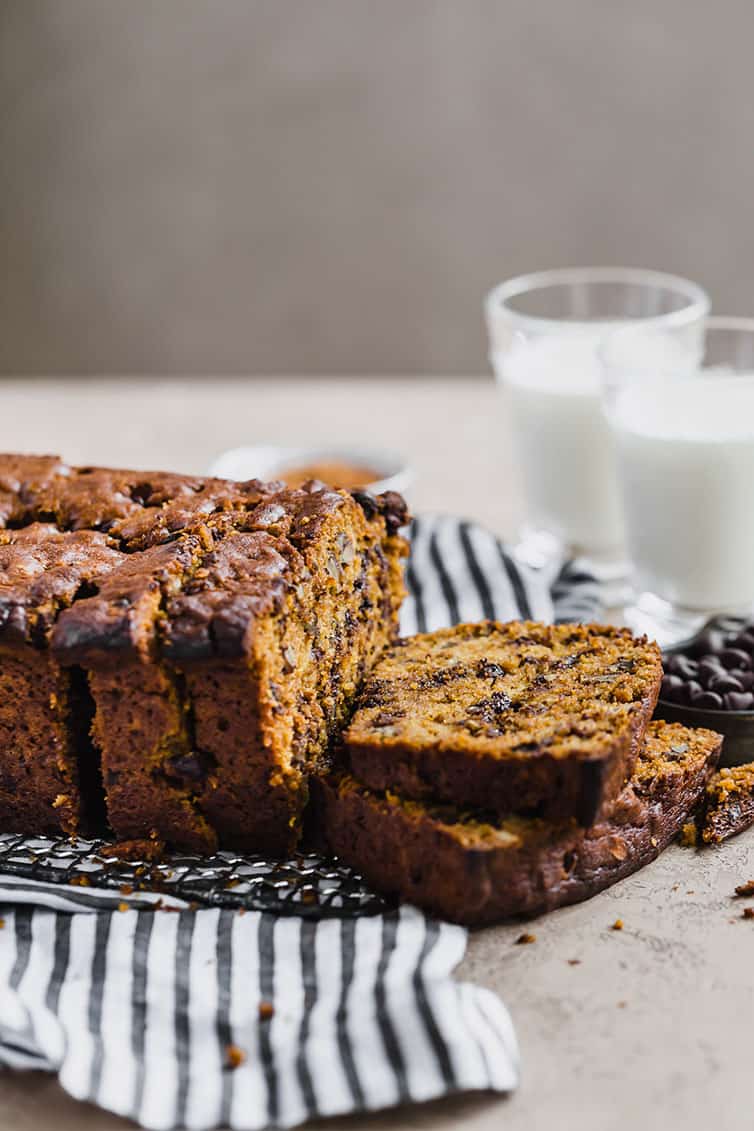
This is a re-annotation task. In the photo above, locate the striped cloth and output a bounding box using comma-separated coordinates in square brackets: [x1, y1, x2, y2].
[0, 515, 599, 1131]
[402, 514, 600, 632]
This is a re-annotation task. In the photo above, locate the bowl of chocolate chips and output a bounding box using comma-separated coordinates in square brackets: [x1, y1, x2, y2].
[655, 616, 754, 764]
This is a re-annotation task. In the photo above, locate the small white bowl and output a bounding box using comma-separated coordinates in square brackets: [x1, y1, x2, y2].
[208, 444, 413, 499]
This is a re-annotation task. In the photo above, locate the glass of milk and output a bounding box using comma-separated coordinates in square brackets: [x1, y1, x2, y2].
[485, 268, 709, 579]
[602, 317, 754, 644]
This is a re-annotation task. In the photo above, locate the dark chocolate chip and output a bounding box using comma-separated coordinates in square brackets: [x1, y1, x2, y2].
[733, 631, 754, 654]
[661, 674, 684, 701]
[467, 691, 514, 722]
[351, 491, 378, 520]
[666, 654, 699, 680]
[725, 691, 754, 711]
[690, 690, 724, 710]
[477, 659, 506, 681]
[697, 656, 725, 682]
[708, 673, 745, 695]
[736, 671, 754, 691]
[688, 629, 726, 658]
[679, 679, 703, 704]
[719, 648, 752, 671]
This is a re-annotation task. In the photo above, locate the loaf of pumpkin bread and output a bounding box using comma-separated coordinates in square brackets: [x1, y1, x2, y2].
[0, 454, 408, 853]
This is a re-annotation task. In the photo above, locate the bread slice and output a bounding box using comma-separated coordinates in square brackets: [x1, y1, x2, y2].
[0, 524, 124, 836]
[52, 531, 220, 853]
[345, 621, 663, 825]
[700, 763, 754, 844]
[316, 720, 722, 925]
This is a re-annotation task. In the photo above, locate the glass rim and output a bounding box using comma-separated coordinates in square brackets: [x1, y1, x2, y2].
[485, 266, 710, 335]
[601, 314, 754, 373]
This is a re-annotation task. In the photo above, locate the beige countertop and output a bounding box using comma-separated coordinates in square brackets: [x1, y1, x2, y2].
[0, 376, 751, 1131]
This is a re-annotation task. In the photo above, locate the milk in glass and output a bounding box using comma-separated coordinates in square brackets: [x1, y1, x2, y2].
[497, 333, 626, 556]
[611, 375, 754, 610]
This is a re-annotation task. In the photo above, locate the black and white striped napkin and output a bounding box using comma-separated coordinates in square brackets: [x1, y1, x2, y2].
[0, 515, 599, 1131]
[402, 514, 600, 633]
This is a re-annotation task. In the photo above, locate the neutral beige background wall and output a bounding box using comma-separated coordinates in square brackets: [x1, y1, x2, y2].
[0, 0, 751, 375]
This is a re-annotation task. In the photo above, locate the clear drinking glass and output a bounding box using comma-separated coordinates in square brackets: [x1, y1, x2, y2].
[484, 268, 710, 580]
[602, 317, 754, 645]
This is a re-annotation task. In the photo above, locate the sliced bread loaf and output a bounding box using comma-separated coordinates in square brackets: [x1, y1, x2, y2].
[317, 720, 722, 925]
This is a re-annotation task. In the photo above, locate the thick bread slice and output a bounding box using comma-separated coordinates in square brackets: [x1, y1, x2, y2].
[317, 721, 722, 926]
[345, 621, 663, 825]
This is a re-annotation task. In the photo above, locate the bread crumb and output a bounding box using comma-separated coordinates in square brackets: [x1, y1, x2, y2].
[611, 919, 624, 931]
[118, 902, 130, 913]
[617, 1001, 627, 1009]
[120, 883, 134, 896]
[742, 907, 754, 920]
[0, 918, 5, 929]
[68, 875, 90, 887]
[680, 823, 698, 847]
[735, 880, 754, 897]
[515, 933, 536, 945]
[567, 958, 581, 966]
[259, 1001, 275, 1020]
[52, 794, 69, 810]
[225, 1044, 246, 1070]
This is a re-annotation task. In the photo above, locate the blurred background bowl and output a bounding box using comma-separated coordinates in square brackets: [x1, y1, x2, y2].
[209, 444, 413, 499]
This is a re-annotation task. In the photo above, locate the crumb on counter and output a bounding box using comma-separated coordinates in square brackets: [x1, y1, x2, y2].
[735, 880, 754, 897]
[611, 918, 624, 931]
[259, 1001, 275, 1020]
[515, 933, 536, 945]
[225, 1044, 246, 1070]
[679, 823, 698, 847]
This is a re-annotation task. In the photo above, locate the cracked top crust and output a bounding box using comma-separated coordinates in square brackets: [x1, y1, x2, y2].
[0, 524, 124, 648]
[1, 454, 409, 669]
[163, 530, 295, 662]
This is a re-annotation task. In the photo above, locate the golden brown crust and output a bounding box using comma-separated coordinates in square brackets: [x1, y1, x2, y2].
[317, 721, 722, 925]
